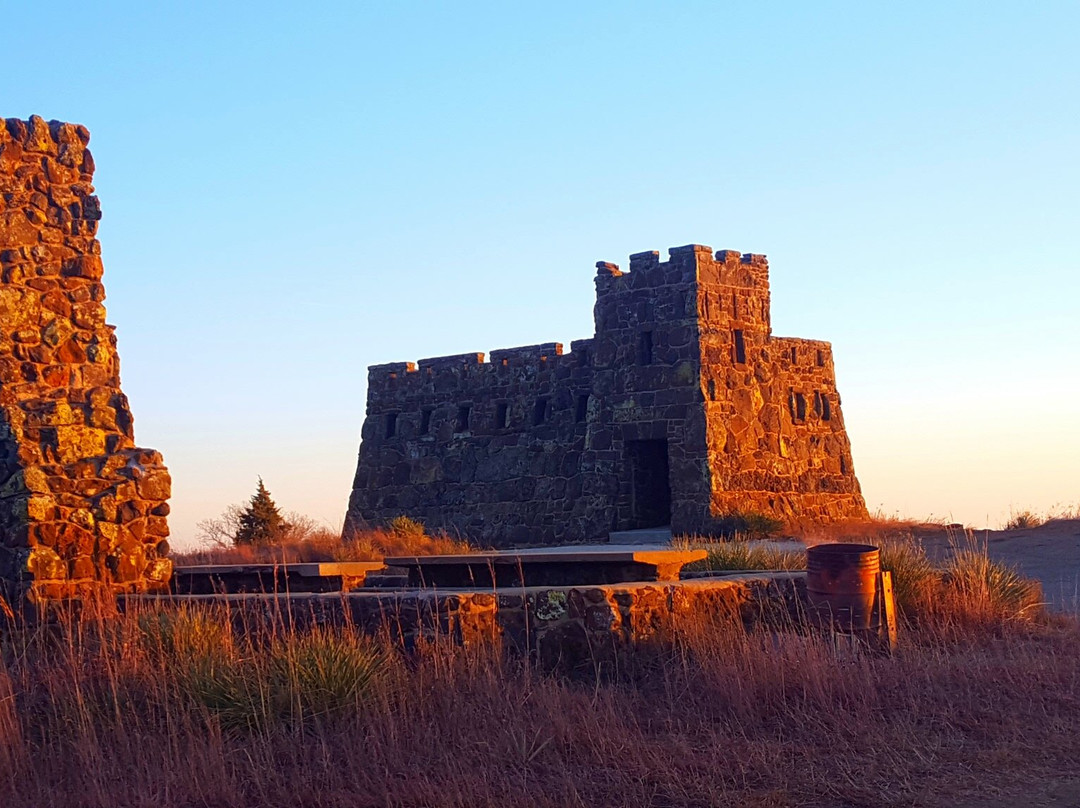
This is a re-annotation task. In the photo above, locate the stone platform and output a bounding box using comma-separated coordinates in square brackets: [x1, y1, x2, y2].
[383, 545, 707, 588]
[170, 561, 384, 594]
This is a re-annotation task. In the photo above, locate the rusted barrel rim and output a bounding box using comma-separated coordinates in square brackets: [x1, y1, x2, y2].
[808, 543, 878, 557]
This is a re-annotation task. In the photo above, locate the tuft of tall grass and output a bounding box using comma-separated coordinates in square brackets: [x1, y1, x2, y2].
[877, 536, 940, 617]
[683, 540, 806, 573]
[941, 549, 1044, 622]
[1004, 509, 1045, 530]
[135, 610, 390, 731]
[138, 607, 234, 663]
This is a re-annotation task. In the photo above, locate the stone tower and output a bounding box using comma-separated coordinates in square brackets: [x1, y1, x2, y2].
[0, 116, 171, 605]
[346, 245, 867, 546]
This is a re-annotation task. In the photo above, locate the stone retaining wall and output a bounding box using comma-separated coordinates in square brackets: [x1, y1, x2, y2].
[141, 573, 806, 671]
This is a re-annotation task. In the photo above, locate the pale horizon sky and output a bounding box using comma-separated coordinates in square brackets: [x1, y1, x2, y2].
[6, 1, 1079, 546]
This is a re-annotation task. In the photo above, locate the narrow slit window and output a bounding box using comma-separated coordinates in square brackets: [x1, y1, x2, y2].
[384, 412, 398, 438]
[821, 394, 831, 421]
[733, 329, 746, 364]
[732, 293, 739, 319]
[816, 349, 825, 367]
[639, 330, 654, 364]
[795, 393, 807, 422]
[496, 402, 510, 428]
[790, 346, 798, 365]
[813, 391, 823, 418]
[708, 379, 716, 401]
[533, 397, 549, 426]
[575, 394, 589, 423]
[456, 405, 470, 431]
[420, 409, 432, 434]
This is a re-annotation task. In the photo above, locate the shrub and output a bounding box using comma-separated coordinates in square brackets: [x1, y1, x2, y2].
[342, 519, 475, 559]
[942, 549, 1043, 620]
[274, 630, 389, 721]
[686, 541, 805, 572]
[877, 536, 940, 617]
[1005, 509, 1045, 530]
[388, 515, 427, 540]
[137, 608, 233, 664]
[137, 611, 388, 731]
[235, 478, 291, 546]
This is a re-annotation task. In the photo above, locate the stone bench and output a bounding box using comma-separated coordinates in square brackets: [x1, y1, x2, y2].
[382, 545, 707, 588]
[170, 561, 385, 594]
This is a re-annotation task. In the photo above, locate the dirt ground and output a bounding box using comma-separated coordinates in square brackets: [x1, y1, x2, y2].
[950, 778, 1080, 808]
[917, 518, 1080, 613]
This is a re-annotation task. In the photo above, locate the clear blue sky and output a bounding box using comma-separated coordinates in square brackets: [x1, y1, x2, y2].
[7, 1, 1079, 545]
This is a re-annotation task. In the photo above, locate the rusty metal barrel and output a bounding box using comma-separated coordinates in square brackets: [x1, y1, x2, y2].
[806, 543, 880, 631]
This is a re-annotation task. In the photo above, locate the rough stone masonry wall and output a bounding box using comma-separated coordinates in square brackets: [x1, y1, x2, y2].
[165, 573, 806, 673]
[0, 116, 171, 604]
[347, 243, 867, 546]
[351, 342, 604, 545]
[693, 247, 866, 522]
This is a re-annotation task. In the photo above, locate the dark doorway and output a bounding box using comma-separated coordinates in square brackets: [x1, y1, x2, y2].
[626, 439, 672, 529]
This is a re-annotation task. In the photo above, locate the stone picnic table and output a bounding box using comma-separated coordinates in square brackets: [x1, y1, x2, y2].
[383, 545, 707, 588]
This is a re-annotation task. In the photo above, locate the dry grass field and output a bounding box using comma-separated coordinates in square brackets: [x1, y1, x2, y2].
[2, 532, 1078, 808]
[173, 518, 475, 566]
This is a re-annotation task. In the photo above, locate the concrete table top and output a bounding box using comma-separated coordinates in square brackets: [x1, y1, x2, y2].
[170, 561, 385, 594]
[173, 562, 384, 577]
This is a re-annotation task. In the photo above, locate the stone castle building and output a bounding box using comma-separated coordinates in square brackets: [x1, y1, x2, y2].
[346, 245, 868, 546]
[0, 117, 171, 604]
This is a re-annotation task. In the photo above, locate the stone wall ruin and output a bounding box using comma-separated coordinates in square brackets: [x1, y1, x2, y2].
[346, 243, 867, 546]
[0, 116, 171, 605]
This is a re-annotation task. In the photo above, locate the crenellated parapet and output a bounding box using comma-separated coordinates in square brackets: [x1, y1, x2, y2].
[0, 117, 171, 605]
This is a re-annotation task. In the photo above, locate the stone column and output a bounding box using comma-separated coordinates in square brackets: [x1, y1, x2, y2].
[0, 116, 171, 605]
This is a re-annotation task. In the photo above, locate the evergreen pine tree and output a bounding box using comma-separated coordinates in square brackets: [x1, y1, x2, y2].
[234, 477, 290, 545]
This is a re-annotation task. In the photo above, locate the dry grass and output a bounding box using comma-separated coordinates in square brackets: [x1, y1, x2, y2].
[174, 517, 475, 566]
[0, 520, 1064, 807]
[1003, 503, 1080, 530]
[792, 510, 955, 545]
[681, 535, 1043, 629]
[1004, 509, 1045, 530]
[1, 569, 1076, 808]
[682, 540, 806, 572]
[2, 596, 1080, 803]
